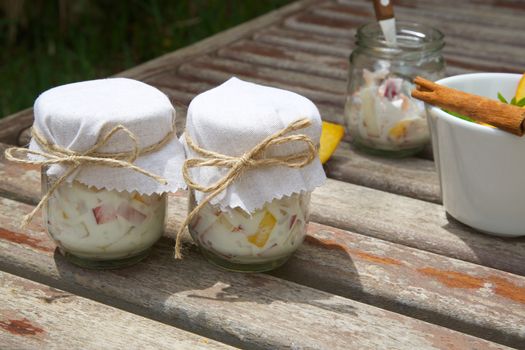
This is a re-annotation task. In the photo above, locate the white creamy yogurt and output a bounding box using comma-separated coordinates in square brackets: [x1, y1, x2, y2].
[189, 193, 309, 264]
[345, 69, 429, 151]
[45, 181, 166, 259]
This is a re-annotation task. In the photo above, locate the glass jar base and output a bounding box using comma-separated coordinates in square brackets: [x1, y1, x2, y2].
[200, 249, 291, 273]
[62, 248, 152, 270]
[352, 140, 425, 158]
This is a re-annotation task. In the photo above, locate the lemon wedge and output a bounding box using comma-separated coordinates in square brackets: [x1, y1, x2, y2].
[319, 121, 345, 164]
[516, 72, 525, 102]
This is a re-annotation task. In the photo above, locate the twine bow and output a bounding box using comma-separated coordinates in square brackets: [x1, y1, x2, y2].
[175, 118, 317, 259]
[5, 124, 173, 228]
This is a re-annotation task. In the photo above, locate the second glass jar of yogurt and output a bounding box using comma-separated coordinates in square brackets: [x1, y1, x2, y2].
[344, 21, 445, 157]
[182, 77, 326, 272]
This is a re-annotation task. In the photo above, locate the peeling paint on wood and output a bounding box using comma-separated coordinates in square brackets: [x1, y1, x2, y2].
[419, 268, 525, 304]
[0, 227, 54, 253]
[305, 234, 403, 266]
[311, 179, 525, 277]
[0, 318, 44, 336]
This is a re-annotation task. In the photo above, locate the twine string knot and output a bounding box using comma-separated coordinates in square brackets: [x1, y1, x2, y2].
[175, 118, 317, 259]
[4, 124, 173, 228]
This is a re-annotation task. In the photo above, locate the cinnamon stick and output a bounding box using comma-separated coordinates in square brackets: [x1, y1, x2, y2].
[411, 76, 525, 136]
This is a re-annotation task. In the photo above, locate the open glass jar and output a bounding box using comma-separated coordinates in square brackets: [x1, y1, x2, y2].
[43, 169, 167, 269]
[188, 191, 310, 272]
[344, 21, 445, 157]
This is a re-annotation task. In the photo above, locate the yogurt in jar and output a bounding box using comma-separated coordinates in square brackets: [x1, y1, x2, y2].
[189, 193, 309, 264]
[45, 180, 166, 260]
[345, 68, 429, 151]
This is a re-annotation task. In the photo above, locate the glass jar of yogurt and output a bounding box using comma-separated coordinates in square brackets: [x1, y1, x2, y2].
[188, 191, 310, 272]
[345, 21, 445, 157]
[181, 77, 326, 272]
[43, 169, 167, 269]
[19, 78, 186, 269]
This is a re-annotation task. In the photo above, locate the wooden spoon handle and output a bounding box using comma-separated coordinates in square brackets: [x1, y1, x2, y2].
[373, 0, 395, 20]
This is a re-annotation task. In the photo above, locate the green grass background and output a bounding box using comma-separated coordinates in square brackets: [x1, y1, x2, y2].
[0, 0, 290, 118]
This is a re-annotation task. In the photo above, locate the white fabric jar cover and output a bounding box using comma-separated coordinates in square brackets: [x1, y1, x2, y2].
[182, 77, 326, 212]
[30, 78, 186, 194]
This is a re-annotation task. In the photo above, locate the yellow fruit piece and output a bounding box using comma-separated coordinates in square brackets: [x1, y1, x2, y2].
[388, 120, 409, 140]
[319, 121, 345, 164]
[132, 193, 146, 204]
[247, 211, 276, 248]
[516, 72, 525, 102]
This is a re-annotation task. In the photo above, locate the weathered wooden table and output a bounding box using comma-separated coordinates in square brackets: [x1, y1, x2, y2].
[1, 0, 524, 349]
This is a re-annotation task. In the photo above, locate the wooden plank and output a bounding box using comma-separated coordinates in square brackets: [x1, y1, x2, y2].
[331, 1, 525, 45]
[283, 4, 524, 73]
[277, 223, 525, 348]
[325, 141, 441, 203]
[0, 109, 33, 146]
[310, 179, 525, 277]
[0, 198, 512, 350]
[178, 56, 346, 104]
[253, 26, 521, 76]
[339, 0, 525, 27]
[0, 144, 40, 205]
[0, 142, 521, 277]
[0, 149, 524, 347]
[175, 56, 345, 123]
[218, 39, 348, 80]
[317, 3, 525, 72]
[254, 26, 352, 57]
[0, 271, 235, 350]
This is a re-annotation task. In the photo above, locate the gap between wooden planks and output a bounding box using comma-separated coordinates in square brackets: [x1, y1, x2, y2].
[0, 197, 512, 350]
[0, 271, 235, 350]
[0, 149, 524, 347]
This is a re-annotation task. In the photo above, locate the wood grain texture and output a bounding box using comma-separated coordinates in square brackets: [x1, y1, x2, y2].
[0, 271, 235, 350]
[0, 109, 33, 146]
[0, 198, 511, 350]
[2, 147, 522, 278]
[0, 156, 524, 347]
[325, 141, 441, 203]
[0, 1, 524, 347]
[0, 144, 40, 205]
[277, 223, 525, 348]
[311, 179, 525, 277]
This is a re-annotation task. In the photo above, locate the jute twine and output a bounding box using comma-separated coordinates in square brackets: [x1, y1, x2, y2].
[175, 118, 317, 259]
[4, 124, 174, 228]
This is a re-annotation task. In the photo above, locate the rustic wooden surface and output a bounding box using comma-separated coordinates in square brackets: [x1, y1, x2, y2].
[1, 0, 524, 349]
[0, 145, 524, 348]
[0, 197, 513, 350]
[0, 271, 235, 350]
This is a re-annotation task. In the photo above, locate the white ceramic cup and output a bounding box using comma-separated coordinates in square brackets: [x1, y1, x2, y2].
[427, 73, 524, 237]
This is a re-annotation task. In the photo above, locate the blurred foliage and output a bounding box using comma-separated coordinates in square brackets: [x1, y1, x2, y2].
[0, 0, 290, 117]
